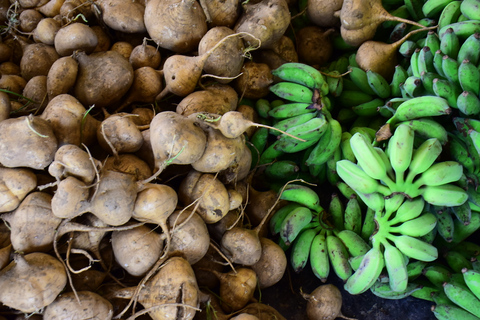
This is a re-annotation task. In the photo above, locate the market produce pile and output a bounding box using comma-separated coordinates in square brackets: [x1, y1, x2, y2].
[2, 0, 480, 319]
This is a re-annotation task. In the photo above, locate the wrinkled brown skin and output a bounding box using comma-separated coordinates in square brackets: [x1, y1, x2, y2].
[233, 61, 274, 99]
[18, 9, 43, 33]
[145, 0, 208, 53]
[0, 252, 67, 313]
[43, 291, 114, 320]
[220, 226, 262, 266]
[296, 26, 334, 67]
[199, 0, 240, 28]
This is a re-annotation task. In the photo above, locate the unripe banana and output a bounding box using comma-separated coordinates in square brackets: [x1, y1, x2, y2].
[269, 202, 303, 235]
[417, 46, 435, 75]
[433, 49, 446, 77]
[351, 98, 384, 117]
[366, 70, 391, 99]
[438, 20, 480, 41]
[389, 234, 438, 261]
[383, 242, 409, 292]
[264, 160, 300, 181]
[268, 102, 315, 119]
[442, 54, 461, 86]
[336, 90, 375, 108]
[348, 66, 376, 96]
[403, 75, 425, 97]
[305, 118, 342, 167]
[329, 193, 345, 231]
[407, 260, 428, 281]
[433, 77, 462, 109]
[269, 82, 314, 104]
[443, 281, 480, 318]
[437, 0, 462, 31]
[388, 197, 425, 225]
[459, 59, 480, 96]
[458, 91, 480, 116]
[421, 71, 444, 95]
[460, 0, 480, 20]
[440, 27, 460, 59]
[448, 132, 476, 175]
[290, 227, 318, 273]
[340, 132, 356, 163]
[344, 245, 385, 295]
[420, 184, 468, 206]
[343, 195, 362, 235]
[390, 65, 409, 97]
[356, 191, 386, 213]
[387, 124, 415, 188]
[422, 0, 455, 18]
[410, 161, 463, 189]
[280, 206, 313, 245]
[451, 210, 480, 244]
[336, 228, 372, 258]
[457, 32, 480, 65]
[279, 184, 323, 212]
[408, 138, 443, 183]
[336, 160, 391, 195]
[388, 96, 451, 124]
[389, 212, 437, 237]
[326, 70, 343, 98]
[425, 30, 441, 53]
[272, 62, 329, 95]
[310, 231, 330, 282]
[350, 132, 389, 182]
[452, 201, 472, 226]
[258, 140, 284, 165]
[463, 268, 480, 301]
[445, 250, 473, 273]
[275, 116, 329, 153]
[399, 40, 418, 58]
[370, 281, 423, 299]
[327, 234, 353, 281]
[361, 207, 375, 242]
[432, 303, 480, 320]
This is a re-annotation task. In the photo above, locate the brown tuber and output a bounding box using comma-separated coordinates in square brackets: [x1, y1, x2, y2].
[302, 284, 356, 320]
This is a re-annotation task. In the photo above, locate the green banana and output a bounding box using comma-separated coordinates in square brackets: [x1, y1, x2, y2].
[389, 21, 408, 43]
[432, 303, 480, 320]
[350, 132, 390, 182]
[403, 75, 425, 97]
[452, 201, 472, 225]
[356, 191, 386, 213]
[264, 160, 300, 181]
[366, 69, 391, 99]
[389, 212, 438, 237]
[407, 260, 428, 281]
[405, 137, 443, 185]
[451, 209, 480, 244]
[404, 0, 426, 20]
[457, 32, 480, 65]
[409, 161, 463, 189]
[336, 228, 372, 257]
[388, 197, 425, 225]
[463, 268, 480, 301]
[445, 250, 473, 273]
[348, 66, 376, 96]
[271, 62, 329, 95]
[440, 27, 460, 59]
[336, 160, 391, 196]
[389, 234, 438, 262]
[460, 0, 480, 20]
[270, 112, 317, 136]
[280, 205, 314, 245]
[344, 245, 385, 295]
[336, 181, 358, 200]
[454, 117, 480, 172]
[457, 91, 480, 116]
[343, 195, 362, 235]
[255, 98, 271, 119]
[351, 98, 384, 117]
[361, 207, 376, 242]
[447, 131, 477, 175]
[340, 132, 356, 163]
[275, 116, 329, 153]
[326, 146, 342, 185]
[437, 1, 463, 31]
[438, 20, 480, 41]
[452, 240, 480, 259]
[305, 118, 342, 167]
[329, 193, 345, 231]
[432, 77, 462, 109]
[421, 71, 444, 95]
[310, 230, 330, 282]
[422, 0, 457, 18]
[390, 65, 409, 97]
[399, 40, 418, 58]
[443, 281, 480, 318]
[431, 205, 456, 242]
[370, 280, 422, 299]
[410, 284, 439, 301]
[279, 184, 323, 212]
[269, 82, 314, 104]
[335, 90, 375, 108]
[258, 140, 284, 165]
[424, 264, 453, 288]
[458, 59, 480, 96]
[290, 227, 318, 272]
[270, 202, 304, 235]
[326, 70, 343, 98]
[417, 46, 436, 75]
[433, 49, 447, 77]
[425, 30, 441, 53]
[410, 47, 421, 77]
[327, 233, 353, 281]
[388, 123, 415, 188]
[388, 96, 451, 124]
[420, 184, 469, 207]
[383, 241, 409, 292]
[442, 54, 461, 86]
[268, 102, 315, 119]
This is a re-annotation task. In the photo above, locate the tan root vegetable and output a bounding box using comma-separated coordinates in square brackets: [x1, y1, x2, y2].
[239, 302, 287, 320]
[167, 209, 210, 264]
[18, 8, 43, 33]
[73, 50, 134, 109]
[96, 0, 146, 34]
[0, 91, 10, 122]
[230, 315, 260, 320]
[233, 61, 274, 99]
[21, 75, 48, 112]
[46, 55, 79, 100]
[51, 176, 90, 219]
[48, 144, 100, 184]
[91, 25, 111, 52]
[198, 0, 240, 27]
[2, 192, 62, 253]
[198, 26, 245, 83]
[335, 0, 424, 47]
[33, 17, 61, 45]
[111, 224, 164, 277]
[38, 0, 68, 17]
[218, 141, 252, 184]
[254, 35, 299, 71]
[43, 291, 114, 320]
[145, 0, 208, 53]
[176, 83, 238, 116]
[129, 41, 161, 69]
[178, 170, 231, 224]
[307, 0, 343, 27]
[251, 237, 287, 289]
[296, 26, 335, 66]
[0, 61, 20, 76]
[103, 153, 152, 180]
[192, 245, 225, 289]
[234, 0, 290, 49]
[40, 93, 100, 147]
[207, 208, 241, 242]
[235, 104, 258, 138]
[131, 107, 155, 126]
[0, 252, 67, 313]
[54, 22, 98, 56]
[0, 115, 58, 169]
[111, 256, 200, 320]
[97, 113, 144, 156]
[110, 41, 134, 60]
[19, 40, 60, 81]
[0, 167, 37, 213]
[59, 0, 95, 23]
[302, 284, 356, 320]
[212, 267, 257, 313]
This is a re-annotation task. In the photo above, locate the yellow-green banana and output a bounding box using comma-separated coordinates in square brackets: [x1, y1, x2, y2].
[388, 197, 425, 225]
[445, 250, 473, 273]
[272, 62, 329, 95]
[329, 193, 345, 231]
[336, 229, 372, 257]
[437, 1, 462, 31]
[460, 0, 480, 20]
[310, 230, 330, 282]
[432, 303, 480, 320]
[327, 233, 353, 281]
[388, 234, 438, 261]
[463, 268, 480, 301]
[388, 96, 451, 124]
[443, 281, 480, 318]
[290, 227, 318, 273]
[343, 195, 362, 235]
[433, 77, 462, 109]
[405, 138, 443, 185]
[279, 184, 323, 212]
[271, 112, 318, 136]
[269, 202, 304, 235]
[409, 161, 463, 190]
[366, 69, 391, 99]
[336, 160, 391, 195]
[431, 205, 456, 242]
[389, 212, 438, 237]
[350, 132, 390, 182]
[370, 279, 422, 299]
[387, 124, 415, 188]
[420, 184, 469, 206]
[396, 118, 449, 146]
[348, 66, 376, 96]
[344, 245, 385, 295]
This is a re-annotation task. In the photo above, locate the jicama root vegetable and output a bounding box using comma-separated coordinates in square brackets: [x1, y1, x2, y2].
[103, 153, 152, 180]
[250, 237, 287, 289]
[0, 252, 67, 313]
[73, 50, 134, 109]
[95, 0, 146, 34]
[296, 26, 335, 66]
[178, 170, 230, 224]
[0, 91, 10, 122]
[46, 55, 78, 100]
[53, 22, 98, 56]
[33, 17, 61, 45]
[212, 267, 258, 313]
[234, 0, 290, 49]
[302, 284, 356, 320]
[21, 75, 48, 111]
[111, 256, 200, 320]
[129, 41, 161, 69]
[97, 113, 144, 156]
[18, 40, 60, 81]
[40, 93, 100, 147]
[0, 114, 58, 170]
[198, 0, 240, 27]
[48, 144, 100, 184]
[145, 0, 208, 53]
[307, 0, 343, 27]
[238, 302, 287, 320]
[0, 167, 37, 213]
[43, 291, 114, 320]
[167, 209, 210, 264]
[2, 192, 62, 253]
[232, 61, 274, 99]
[218, 141, 253, 185]
[111, 224, 164, 277]
[176, 83, 238, 116]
